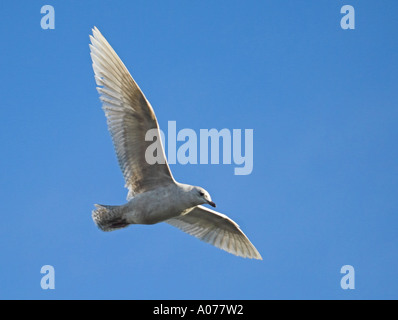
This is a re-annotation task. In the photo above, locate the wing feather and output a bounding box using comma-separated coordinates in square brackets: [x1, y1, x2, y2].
[166, 205, 262, 260]
[89, 27, 174, 198]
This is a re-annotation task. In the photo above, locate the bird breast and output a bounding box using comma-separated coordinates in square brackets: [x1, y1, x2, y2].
[124, 184, 191, 224]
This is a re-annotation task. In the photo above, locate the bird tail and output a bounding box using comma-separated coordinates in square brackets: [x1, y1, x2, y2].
[92, 204, 129, 232]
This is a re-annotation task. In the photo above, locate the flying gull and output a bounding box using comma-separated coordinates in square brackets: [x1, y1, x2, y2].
[89, 27, 262, 260]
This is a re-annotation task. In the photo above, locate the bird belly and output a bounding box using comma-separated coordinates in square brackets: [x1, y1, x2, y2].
[124, 188, 185, 225]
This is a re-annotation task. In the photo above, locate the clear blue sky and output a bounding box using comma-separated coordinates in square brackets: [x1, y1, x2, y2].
[1, 0, 397, 299]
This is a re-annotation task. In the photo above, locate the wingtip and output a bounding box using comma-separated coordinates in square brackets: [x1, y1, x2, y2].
[254, 254, 263, 261]
[91, 26, 102, 39]
[252, 248, 263, 260]
[242, 250, 263, 260]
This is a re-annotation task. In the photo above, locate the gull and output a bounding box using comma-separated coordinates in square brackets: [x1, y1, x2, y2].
[89, 27, 262, 260]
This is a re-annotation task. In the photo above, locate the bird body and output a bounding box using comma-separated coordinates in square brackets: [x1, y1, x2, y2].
[90, 27, 262, 260]
[94, 183, 205, 227]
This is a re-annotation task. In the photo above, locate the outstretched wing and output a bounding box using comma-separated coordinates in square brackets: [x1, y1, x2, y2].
[166, 205, 262, 260]
[89, 27, 174, 198]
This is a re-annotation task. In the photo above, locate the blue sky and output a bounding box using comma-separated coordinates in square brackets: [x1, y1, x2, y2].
[1, 0, 397, 299]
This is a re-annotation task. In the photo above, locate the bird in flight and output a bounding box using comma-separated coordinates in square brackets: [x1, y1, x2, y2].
[89, 27, 262, 260]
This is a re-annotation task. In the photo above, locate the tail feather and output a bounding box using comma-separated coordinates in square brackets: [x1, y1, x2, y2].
[92, 204, 129, 231]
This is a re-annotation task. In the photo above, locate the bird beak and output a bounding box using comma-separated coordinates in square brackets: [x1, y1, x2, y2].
[207, 201, 216, 207]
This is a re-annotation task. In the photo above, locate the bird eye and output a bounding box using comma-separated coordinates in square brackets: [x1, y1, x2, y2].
[199, 191, 204, 196]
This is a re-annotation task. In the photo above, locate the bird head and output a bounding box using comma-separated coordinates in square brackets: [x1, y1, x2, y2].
[192, 186, 216, 207]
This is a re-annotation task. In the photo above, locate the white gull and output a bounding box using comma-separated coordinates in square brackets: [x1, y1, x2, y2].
[89, 27, 262, 260]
